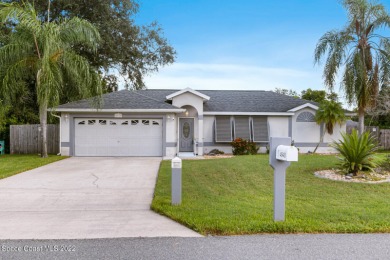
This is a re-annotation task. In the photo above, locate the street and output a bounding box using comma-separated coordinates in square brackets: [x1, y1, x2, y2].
[1, 234, 390, 260]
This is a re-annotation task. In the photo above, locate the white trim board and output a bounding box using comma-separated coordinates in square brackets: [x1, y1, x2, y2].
[287, 103, 318, 112]
[50, 108, 186, 113]
[203, 112, 294, 116]
[166, 87, 210, 101]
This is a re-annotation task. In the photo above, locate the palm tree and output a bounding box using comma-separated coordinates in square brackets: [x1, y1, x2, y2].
[0, 2, 102, 157]
[313, 100, 346, 153]
[314, 0, 390, 135]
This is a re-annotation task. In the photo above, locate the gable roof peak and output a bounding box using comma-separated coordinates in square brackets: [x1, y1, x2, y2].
[288, 103, 319, 112]
[165, 87, 210, 101]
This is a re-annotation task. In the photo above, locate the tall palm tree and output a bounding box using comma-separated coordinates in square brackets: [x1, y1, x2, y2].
[314, 0, 390, 135]
[313, 100, 346, 153]
[0, 2, 102, 157]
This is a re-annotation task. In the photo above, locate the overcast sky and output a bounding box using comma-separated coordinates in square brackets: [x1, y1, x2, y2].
[133, 0, 390, 106]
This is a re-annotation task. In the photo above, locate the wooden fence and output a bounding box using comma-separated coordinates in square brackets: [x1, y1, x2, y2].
[10, 124, 59, 154]
[344, 122, 390, 150]
[380, 129, 390, 150]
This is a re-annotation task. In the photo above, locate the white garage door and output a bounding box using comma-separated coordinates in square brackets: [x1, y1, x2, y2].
[74, 118, 163, 156]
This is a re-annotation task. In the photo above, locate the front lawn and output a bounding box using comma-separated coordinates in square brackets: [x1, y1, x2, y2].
[152, 154, 390, 235]
[0, 154, 67, 180]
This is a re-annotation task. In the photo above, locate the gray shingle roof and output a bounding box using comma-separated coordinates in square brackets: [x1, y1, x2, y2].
[201, 90, 317, 112]
[56, 90, 181, 110]
[136, 89, 318, 112]
[56, 89, 318, 112]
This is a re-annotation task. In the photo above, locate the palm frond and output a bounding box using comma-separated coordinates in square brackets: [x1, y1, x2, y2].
[59, 17, 101, 51]
[315, 100, 346, 135]
[316, 0, 390, 128]
[0, 2, 41, 33]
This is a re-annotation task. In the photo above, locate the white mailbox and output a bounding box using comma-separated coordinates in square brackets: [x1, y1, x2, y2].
[276, 145, 298, 162]
[171, 157, 182, 169]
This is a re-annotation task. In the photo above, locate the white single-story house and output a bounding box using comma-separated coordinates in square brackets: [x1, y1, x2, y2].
[53, 88, 352, 158]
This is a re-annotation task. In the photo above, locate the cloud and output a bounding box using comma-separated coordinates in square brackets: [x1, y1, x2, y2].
[143, 62, 323, 92]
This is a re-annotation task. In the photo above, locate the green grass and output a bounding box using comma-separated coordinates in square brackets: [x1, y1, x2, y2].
[0, 154, 67, 179]
[152, 154, 390, 235]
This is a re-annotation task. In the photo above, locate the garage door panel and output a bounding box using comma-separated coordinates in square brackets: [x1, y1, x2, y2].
[74, 118, 162, 156]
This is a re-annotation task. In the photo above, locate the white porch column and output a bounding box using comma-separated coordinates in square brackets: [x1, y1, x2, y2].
[198, 115, 204, 155]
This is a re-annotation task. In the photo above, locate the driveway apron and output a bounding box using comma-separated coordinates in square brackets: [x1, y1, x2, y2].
[0, 157, 201, 239]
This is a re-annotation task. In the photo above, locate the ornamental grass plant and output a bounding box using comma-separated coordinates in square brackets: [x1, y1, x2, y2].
[331, 129, 380, 175]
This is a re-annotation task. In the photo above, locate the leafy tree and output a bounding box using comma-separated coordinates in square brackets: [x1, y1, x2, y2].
[301, 88, 339, 103]
[0, 2, 102, 157]
[301, 88, 326, 103]
[0, 85, 40, 153]
[314, 0, 390, 135]
[3, 0, 176, 90]
[313, 100, 346, 153]
[274, 88, 299, 98]
[0, 1, 175, 151]
[366, 85, 390, 127]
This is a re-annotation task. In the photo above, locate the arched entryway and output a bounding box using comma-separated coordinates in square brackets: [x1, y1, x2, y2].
[178, 105, 198, 154]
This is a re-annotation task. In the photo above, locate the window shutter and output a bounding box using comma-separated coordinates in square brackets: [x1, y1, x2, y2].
[252, 116, 268, 142]
[215, 116, 232, 142]
[234, 116, 250, 140]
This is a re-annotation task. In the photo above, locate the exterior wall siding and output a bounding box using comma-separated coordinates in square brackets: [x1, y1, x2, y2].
[268, 117, 289, 137]
[292, 108, 320, 143]
[60, 113, 70, 155]
[203, 116, 215, 143]
[165, 114, 177, 144]
[171, 92, 204, 115]
[61, 113, 70, 142]
[292, 107, 347, 153]
[323, 123, 345, 143]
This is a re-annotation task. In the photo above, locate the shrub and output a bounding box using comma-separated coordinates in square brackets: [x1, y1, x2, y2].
[331, 129, 379, 175]
[378, 154, 390, 173]
[208, 149, 225, 155]
[231, 138, 259, 155]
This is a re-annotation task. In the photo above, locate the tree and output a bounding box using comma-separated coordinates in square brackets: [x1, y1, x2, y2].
[301, 88, 326, 103]
[0, 2, 102, 157]
[274, 88, 299, 98]
[314, 0, 390, 135]
[3, 0, 176, 90]
[313, 100, 346, 153]
[301, 88, 339, 103]
[366, 85, 390, 127]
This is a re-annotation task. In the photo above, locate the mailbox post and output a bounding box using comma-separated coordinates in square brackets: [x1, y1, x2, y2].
[171, 157, 182, 205]
[269, 137, 298, 222]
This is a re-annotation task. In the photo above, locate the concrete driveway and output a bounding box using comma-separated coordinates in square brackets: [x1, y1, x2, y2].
[0, 157, 201, 239]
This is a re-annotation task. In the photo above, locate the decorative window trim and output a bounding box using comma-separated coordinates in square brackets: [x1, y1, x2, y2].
[88, 120, 96, 125]
[131, 120, 139, 125]
[296, 111, 316, 122]
[99, 120, 107, 125]
[78, 121, 86, 125]
[142, 120, 150, 125]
